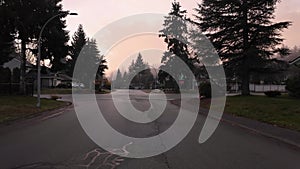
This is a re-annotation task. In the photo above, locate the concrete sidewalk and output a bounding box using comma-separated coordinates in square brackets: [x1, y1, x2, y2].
[171, 98, 300, 149]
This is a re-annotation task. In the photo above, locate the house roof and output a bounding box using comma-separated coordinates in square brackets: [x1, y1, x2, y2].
[25, 71, 57, 80]
[289, 56, 300, 67]
[3, 56, 34, 71]
[56, 73, 72, 81]
[279, 54, 299, 62]
[25, 70, 73, 81]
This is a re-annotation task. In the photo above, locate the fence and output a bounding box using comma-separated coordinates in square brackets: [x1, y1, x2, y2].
[0, 83, 34, 96]
[227, 83, 287, 93]
[250, 84, 286, 93]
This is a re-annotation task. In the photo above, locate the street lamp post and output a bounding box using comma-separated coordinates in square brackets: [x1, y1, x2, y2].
[37, 12, 78, 108]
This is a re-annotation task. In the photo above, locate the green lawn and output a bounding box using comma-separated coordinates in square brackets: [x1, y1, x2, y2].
[41, 88, 111, 95]
[41, 88, 73, 95]
[202, 95, 300, 131]
[0, 96, 68, 124]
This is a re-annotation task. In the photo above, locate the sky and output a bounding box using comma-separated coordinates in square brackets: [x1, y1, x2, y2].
[62, 0, 300, 75]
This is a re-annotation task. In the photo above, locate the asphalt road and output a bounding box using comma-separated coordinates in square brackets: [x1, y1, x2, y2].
[0, 90, 299, 169]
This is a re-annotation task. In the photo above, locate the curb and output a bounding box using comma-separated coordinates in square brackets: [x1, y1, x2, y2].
[0, 101, 73, 128]
[170, 99, 300, 150]
[218, 113, 300, 149]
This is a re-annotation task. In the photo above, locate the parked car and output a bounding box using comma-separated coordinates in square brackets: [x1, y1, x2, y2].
[56, 82, 71, 88]
[72, 82, 85, 88]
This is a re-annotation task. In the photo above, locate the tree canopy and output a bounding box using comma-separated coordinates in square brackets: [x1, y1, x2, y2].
[0, 0, 70, 94]
[124, 53, 154, 89]
[194, 0, 291, 95]
[159, 1, 195, 90]
[75, 38, 108, 89]
[67, 24, 87, 77]
[0, 0, 15, 65]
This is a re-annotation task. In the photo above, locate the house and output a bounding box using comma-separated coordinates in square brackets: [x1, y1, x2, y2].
[26, 70, 73, 88]
[0, 55, 35, 95]
[247, 56, 300, 93]
[250, 59, 289, 85]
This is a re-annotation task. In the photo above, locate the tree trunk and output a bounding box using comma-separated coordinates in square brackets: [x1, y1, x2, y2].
[241, 70, 250, 96]
[19, 39, 26, 95]
[241, 0, 250, 96]
[99, 76, 103, 92]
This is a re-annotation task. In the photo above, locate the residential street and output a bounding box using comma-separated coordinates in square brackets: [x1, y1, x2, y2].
[0, 90, 299, 169]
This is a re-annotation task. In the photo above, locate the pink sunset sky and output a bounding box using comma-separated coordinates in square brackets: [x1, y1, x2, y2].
[62, 0, 300, 74]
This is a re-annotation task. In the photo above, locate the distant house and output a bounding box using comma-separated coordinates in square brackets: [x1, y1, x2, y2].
[2, 55, 35, 85]
[249, 55, 300, 84]
[26, 70, 73, 88]
[246, 56, 300, 93]
[250, 59, 289, 85]
[0, 55, 35, 95]
[40, 74, 62, 88]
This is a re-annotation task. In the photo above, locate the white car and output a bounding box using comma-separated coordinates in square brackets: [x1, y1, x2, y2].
[72, 82, 85, 88]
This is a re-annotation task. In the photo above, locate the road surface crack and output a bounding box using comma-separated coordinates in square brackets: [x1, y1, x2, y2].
[154, 121, 172, 169]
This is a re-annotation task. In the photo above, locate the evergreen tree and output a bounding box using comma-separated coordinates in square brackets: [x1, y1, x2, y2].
[159, 1, 194, 90]
[114, 69, 123, 89]
[39, 0, 70, 73]
[135, 53, 148, 72]
[67, 24, 87, 76]
[128, 60, 136, 77]
[127, 53, 153, 89]
[195, 0, 291, 95]
[159, 1, 191, 65]
[132, 53, 147, 85]
[95, 46, 108, 91]
[123, 71, 128, 86]
[2, 0, 70, 94]
[0, 0, 15, 65]
[76, 38, 108, 89]
[97, 54, 108, 78]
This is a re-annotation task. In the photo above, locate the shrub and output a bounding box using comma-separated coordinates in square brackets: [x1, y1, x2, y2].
[199, 82, 211, 98]
[95, 84, 101, 91]
[102, 81, 111, 90]
[264, 91, 281, 97]
[286, 76, 300, 98]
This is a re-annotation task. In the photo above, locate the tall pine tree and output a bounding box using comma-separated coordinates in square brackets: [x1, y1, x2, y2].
[76, 38, 108, 89]
[114, 69, 123, 89]
[68, 24, 87, 77]
[159, 1, 194, 90]
[195, 0, 291, 95]
[43, 0, 70, 72]
[0, 0, 15, 65]
[126, 53, 153, 88]
[159, 1, 191, 66]
[135, 53, 148, 72]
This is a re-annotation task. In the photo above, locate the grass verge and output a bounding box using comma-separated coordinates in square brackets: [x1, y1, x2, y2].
[201, 95, 300, 131]
[41, 88, 72, 95]
[41, 88, 111, 95]
[0, 96, 68, 124]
